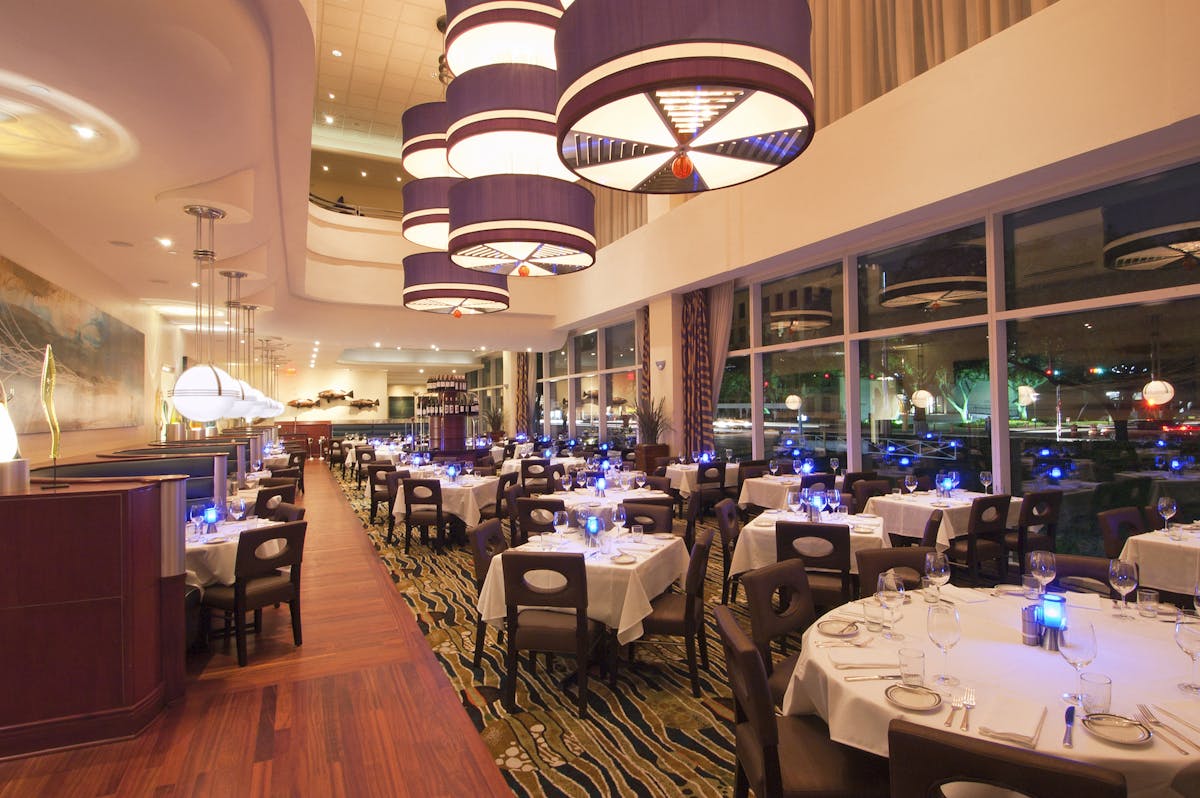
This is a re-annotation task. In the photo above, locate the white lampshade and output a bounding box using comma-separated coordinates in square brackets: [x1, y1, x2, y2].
[225, 380, 257, 419]
[0, 404, 17, 461]
[911, 389, 935, 410]
[171, 364, 239, 422]
[1143, 379, 1175, 406]
[784, 394, 802, 411]
[1017, 385, 1038, 407]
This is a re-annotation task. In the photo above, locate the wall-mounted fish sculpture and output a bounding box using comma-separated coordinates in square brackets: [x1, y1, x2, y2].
[287, 398, 319, 409]
[349, 398, 380, 409]
[318, 388, 354, 402]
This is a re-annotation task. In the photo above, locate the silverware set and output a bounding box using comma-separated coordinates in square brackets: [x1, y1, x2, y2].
[1136, 704, 1200, 754]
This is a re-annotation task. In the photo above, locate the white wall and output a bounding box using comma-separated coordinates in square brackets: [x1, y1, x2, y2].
[0, 194, 185, 465]
[275, 364, 388, 421]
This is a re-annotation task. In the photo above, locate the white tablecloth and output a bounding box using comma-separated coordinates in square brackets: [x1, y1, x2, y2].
[1115, 472, 1200, 507]
[729, 511, 886, 576]
[737, 476, 840, 511]
[185, 518, 283, 589]
[264, 454, 290, 470]
[477, 532, 688, 644]
[1120, 528, 1200, 594]
[499, 456, 586, 477]
[391, 476, 498, 528]
[665, 462, 739, 497]
[781, 587, 1200, 798]
[862, 492, 1022, 550]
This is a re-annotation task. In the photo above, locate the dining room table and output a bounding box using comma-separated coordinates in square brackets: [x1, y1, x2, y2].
[391, 473, 499, 529]
[185, 517, 284, 590]
[728, 510, 887, 577]
[499, 455, 586, 477]
[551, 486, 675, 526]
[862, 490, 1023, 550]
[477, 528, 688, 644]
[665, 461, 739, 497]
[1115, 471, 1200, 509]
[1119, 523, 1200, 596]
[737, 474, 842, 511]
[780, 584, 1200, 798]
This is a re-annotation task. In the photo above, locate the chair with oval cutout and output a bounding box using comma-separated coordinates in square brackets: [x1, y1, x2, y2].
[270, 502, 306, 523]
[253, 484, 297, 519]
[741, 558, 817, 707]
[520, 458, 554, 495]
[774, 521, 853, 609]
[947, 494, 1012, 584]
[383, 469, 411, 544]
[469, 518, 507, 669]
[353, 447, 377, 490]
[367, 463, 397, 523]
[401, 478, 445, 553]
[516, 497, 566, 546]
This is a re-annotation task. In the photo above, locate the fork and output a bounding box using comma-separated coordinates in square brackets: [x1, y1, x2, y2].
[816, 638, 873, 648]
[944, 692, 964, 727]
[959, 687, 976, 731]
[1137, 704, 1196, 754]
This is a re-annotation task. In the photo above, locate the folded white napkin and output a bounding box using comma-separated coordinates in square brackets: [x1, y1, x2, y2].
[828, 649, 900, 669]
[1063, 592, 1104, 611]
[939, 584, 989, 604]
[976, 695, 1048, 748]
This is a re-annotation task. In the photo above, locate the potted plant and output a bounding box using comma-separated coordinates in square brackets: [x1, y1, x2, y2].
[634, 397, 671, 471]
[482, 404, 505, 442]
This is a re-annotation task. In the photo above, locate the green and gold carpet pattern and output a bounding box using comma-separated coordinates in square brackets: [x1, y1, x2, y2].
[332, 469, 742, 797]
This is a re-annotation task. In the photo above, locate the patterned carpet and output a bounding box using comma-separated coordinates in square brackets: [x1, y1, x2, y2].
[331, 468, 741, 797]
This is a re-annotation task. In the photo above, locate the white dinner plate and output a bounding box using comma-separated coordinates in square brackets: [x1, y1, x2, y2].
[884, 684, 942, 712]
[609, 553, 637, 565]
[930, 502, 951, 508]
[816, 619, 860, 638]
[856, 514, 879, 519]
[651, 532, 674, 540]
[1081, 714, 1152, 745]
[851, 526, 875, 535]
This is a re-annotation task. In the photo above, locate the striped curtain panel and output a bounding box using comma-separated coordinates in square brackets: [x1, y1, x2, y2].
[638, 305, 651, 409]
[514, 352, 529, 435]
[681, 290, 714, 454]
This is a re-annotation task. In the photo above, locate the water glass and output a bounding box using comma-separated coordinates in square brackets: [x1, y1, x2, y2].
[1059, 622, 1097, 704]
[1080, 672, 1112, 714]
[920, 577, 939, 603]
[826, 489, 841, 515]
[898, 648, 925, 687]
[927, 605, 961, 687]
[1160, 496, 1179, 538]
[1028, 551, 1056, 595]
[630, 524, 644, 543]
[1022, 574, 1041, 601]
[1108, 559, 1138, 619]
[1137, 588, 1160, 619]
[769, 459, 780, 476]
[877, 571, 906, 641]
[613, 506, 627, 534]
[635, 472, 647, 489]
[864, 602, 884, 632]
[1176, 617, 1200, 693]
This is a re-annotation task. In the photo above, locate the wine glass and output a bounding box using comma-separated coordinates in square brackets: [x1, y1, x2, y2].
[1159, 496, 1177, 536]
[464, 462, 475, 477]
[904, 474, 918, 494]
[809, 491, 827, 519]
[1176, 616, 1200, 694]
[635, 472, 647, 490]
[876, 571, 905, 641]
[231, 497, 247, 522]
[561, 473, 573, 492]
[769, 459, 780, 477]
[786, 489, 803, 516]
[1059, 622, 1097, 704]
[825, 489, 842, 516]
[1108, 559, 1138, 619]
[552, 510, 570, 547]
[829, 457, 840, 476]
[792, 459, 804, 476]
[949, 471, 961, 494]
[612, 506, 627, 535]
[927, 605, 961, 687]
[575, 471, 587, 489]
[979, 470, 993, 494]
[924, 551, 950, 599]
[188, 504, 204, 536]
[1028, 551, 1056, 597]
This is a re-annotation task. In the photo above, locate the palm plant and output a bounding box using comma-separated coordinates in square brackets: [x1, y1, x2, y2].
[635, 397, 670, 444]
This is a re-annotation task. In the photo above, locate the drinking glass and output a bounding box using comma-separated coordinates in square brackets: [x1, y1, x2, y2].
[635, 472, 647, 489]
[630, 524, 644, 543]
[786, 489, 802, 515]
[228, 497, 247, 522]
[949, 471, 961, 493]
[465, 462, 475, 477]
[552, 510, 570, 547]
[1059, 622, 1097, 704]
[691, 451, 700, 464]
[575, 471, 587, 489]
[826, 489, 841, 515]
[809, 491, 827, 519]
[1028, 551, 1056, 596]
[979, 471, 993, 494]
[769, 459, 780, 476]
[924, 551, 950, 599]
[725, 448, 734, 462]
[926, 605, 961, 686]
[1175, 617, 1200, 693]
[876, 571, 905, 641]
[561, 474, 573, 492]
[253, 459, 264, 473]
[904, 475, 918, 494]
[1159, 496, 1178, 536]
[188, 504, 204, 535]
[792, 459, 803, 476]
[829, 457, 840, 475]
[613, 506, 627, 534]
[1108, 559, 1138, 619]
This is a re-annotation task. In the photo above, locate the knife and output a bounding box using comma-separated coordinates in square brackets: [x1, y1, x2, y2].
[843, 674, 902, 682]
[1063, 705, 1075, 748]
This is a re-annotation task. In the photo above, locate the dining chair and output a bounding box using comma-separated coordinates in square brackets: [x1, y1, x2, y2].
[648, 473, 686, 518]
[270, 502, 306, 523]
[401, 478, 446, 553]
[367, 463, 397, 523]
[200, 520, 307, 667]
[253, 484, 296, 519]
[840, 470, 878, 495]
[516, 496, 565, 545]
[621, 501, 674, 536]
[256, 476, 298, 489]
[638, 529, 713, 697]
[485, 472, 519, 523]
[503, 441, 517, 460]
[520, 458, 554, 495]
[920, 508, 943, 548]
[1051, 553, 1117, 597]
[798, 473, 834, 492]
[733, 462, 768, 520]
[690, 460, 729, 520]
[852, 479, 892, 515]
[774, 521, 853, 609]
[500, 550, 610, 719]
[740, 559, 816, 708]
[887, 718, 1126, 798]
[327, 439, 347, 473]
[469, 518, 507, 669]
[354, 447, 377, 490]
[504, 483, 527, 546]
[1140, 505, 1166, 532]
[547, 462, 568, 492]
[1097, 506, 1146, 559]
[1003, 489, 1063, 572]
[712, 498, 742, 604]
[947, 494, 1012, 584]
[712, 605, 890, 798]
[855, 546, 935, 597]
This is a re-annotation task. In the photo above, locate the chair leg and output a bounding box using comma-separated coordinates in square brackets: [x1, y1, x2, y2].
[253, 608, 263, 635]
[503, 635, 519, 712]
[734, 763, 750, 798]
[404, 522, 412, 554]
[235, 610, 248, 667]
[472, 617, 487, 668]
[698, 622, 710, 670]
[685, 632, 700, 697]
[370, 498, 377, 523]
[576, 647, 589, 719]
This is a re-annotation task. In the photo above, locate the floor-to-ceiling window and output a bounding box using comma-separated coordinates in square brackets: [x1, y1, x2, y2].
[538, 319, 641, 445]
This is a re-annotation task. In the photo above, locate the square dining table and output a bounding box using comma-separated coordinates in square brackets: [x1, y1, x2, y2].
[391, 474, 499, 528]
[862, 491, 1022, 550]
[665, 462, 739, 497]
[1119, 525, 1200, 595]
[728, 510, 887, 577]
[185, 517, 283, 589]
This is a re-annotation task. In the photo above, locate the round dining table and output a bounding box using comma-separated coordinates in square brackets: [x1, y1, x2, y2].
[781, 586, 1200, 797]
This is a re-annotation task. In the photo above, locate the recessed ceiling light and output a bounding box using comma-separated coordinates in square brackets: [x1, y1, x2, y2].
[322, 164, 329, 172]
[155, 237, 172, 248]
[328, 92, 335, 100]
[527, 347, 533, 352]
[419, 368, 425, 374]
[323, 114, 334, 125]
[451, 369, 457, 374]
[360, 170, 367, 178]
[373, 341, 381, 347]
[395, 176, 402, 182]
[314, 340, 320, 345]
[71, 124, 96, 140]
[190, 280, 200, 288]
[396, 346, 402, 350]
[481, 346, 487, 351]
[331, 49, 343, 57]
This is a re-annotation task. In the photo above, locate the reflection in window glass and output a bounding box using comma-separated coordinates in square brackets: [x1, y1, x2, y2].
[546, 380, 566, 438]
[763, 345, 844, 465]
[605, 321, 636, 368]
[716, 355, 752, 460]
[574, 331, 598, 372]
[858, 223, 987, 331]
[548, 346, 568, 377]
[761, 262, 842, 345]
[730, 288, 750, 350]
[1006, 162, 1200, 309]
[575, 375, 599, 442]
[605, 371, 638, 447]
[859, 327, 992, 487]
[1008, 300, 1200, 536]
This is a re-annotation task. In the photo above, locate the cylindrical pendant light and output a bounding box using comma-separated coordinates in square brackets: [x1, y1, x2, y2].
[403, 251, 510, 316]
[401, 102, 460, 179]
[402, 177, 461, 249]
[1103, 184, 1200, 271]
[444, 0, 562, 76]
[449, 173, 595, 276]
[554, 0, 816, 193]
[878, 245, 987, 309]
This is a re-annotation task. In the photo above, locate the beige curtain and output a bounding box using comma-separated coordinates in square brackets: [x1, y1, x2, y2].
[708, 282, 735, 401]
[588, 183, 648, 249]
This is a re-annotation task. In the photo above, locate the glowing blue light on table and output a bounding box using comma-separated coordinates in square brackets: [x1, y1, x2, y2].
[800, 461, 814, 474]
[203, 506, 219, 524]
[447, 464, 458, 480]
[1040, 448, 1051, 457]
[785, 438, 794, 447]
[899, 457, 911, 467]
[596, 477, 606, 493]
[942, 478, 954, 492]
[1172, 458, 1183, 470]
[516, 432, 527, 441]
[1040, 594, 1066, 629]
[1157, 439, 1167, 448]
[586, 516, 599, 535]
[1049, 467, 1063, 480]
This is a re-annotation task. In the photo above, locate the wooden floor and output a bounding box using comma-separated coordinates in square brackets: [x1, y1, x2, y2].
[0, 464, 512, 797]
